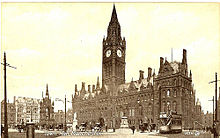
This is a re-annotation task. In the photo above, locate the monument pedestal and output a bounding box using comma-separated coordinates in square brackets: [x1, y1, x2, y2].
[72, 112, 78, 131]
[116, 116, 132, 134]
[72, 119, 78, 131]
[26, 122, 35, 138]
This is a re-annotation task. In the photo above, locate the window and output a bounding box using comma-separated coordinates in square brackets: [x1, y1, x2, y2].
[173, 90, 177, 97]
[132, 109, 135, 117]
[167, 90, 170, 97]
[139, 106, 143, 115]
[120, 111, 123, 117]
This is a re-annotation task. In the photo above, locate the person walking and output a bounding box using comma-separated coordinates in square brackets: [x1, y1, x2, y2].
[131, 126, 135, 134]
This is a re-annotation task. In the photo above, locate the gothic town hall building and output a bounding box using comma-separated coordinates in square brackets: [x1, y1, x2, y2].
[72, 5, 197, 130]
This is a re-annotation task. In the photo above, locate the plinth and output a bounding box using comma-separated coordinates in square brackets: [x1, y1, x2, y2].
[116, 116, 131, 134]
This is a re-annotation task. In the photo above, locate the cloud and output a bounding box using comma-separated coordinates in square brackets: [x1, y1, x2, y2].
[7, 48, 41, 57]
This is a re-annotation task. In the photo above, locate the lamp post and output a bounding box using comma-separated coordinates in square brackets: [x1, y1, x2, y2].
[64, 95, 67, 133]
[1, 52, 17, 138]
[208, 96, 215, 130]
[209, 72, 220, 138]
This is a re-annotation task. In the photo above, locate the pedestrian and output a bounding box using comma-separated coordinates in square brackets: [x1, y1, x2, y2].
[131, 126, 135, 134]
[106, 125, 108, 132]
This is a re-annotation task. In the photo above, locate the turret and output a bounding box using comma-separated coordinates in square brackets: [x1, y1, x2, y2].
[74, 84, 78, 98]
[81, 82, 86, 95]
[182, 49, 187, 65]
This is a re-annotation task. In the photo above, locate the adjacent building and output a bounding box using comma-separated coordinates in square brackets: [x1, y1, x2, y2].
[72, 5, 200, 130]
[54, 109, 73, 128]
[15, 96, 40, 124]
[39, 84, 55, 129]
[204, 111, 213, 129]
[1, 99, 16, 128]
[193, 99, 204, 129]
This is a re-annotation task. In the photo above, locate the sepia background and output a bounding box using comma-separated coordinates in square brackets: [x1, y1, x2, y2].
[1, 3, 220, 112]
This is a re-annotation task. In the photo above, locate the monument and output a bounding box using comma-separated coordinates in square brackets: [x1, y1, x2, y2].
[72, 112, 78, 131]
[116, 116, 131, 134]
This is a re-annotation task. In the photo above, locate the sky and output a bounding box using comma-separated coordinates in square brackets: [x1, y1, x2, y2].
[1, 3, 220, 113]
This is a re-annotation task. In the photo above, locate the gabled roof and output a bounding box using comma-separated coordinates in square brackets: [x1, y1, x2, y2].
[170, 61, 180, 74]
[117, 76, 153, 93]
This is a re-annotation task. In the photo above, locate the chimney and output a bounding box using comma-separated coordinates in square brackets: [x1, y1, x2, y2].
[160, 57, 164, 67]
[96, 77, 100, 90]
[148, 67, 152, 79]
[75, 84, 77, 92]
[14, 96, 16, 104]
[92, 85, 95, 93]
[81, 82, 85, 91]
[139, 70, 144, 80]
[46, 84, 49, 98]
[182, 49, 187, 64]
[88, 85, 91, 93]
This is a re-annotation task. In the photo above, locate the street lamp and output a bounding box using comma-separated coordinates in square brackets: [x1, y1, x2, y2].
[208, 96, 215, 130]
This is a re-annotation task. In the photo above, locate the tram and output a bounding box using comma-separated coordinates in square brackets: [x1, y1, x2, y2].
[159, 111, 182, 133]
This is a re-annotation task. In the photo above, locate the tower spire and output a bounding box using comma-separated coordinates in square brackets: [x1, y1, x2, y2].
[106, 4, 121, 44]
[110, 4, 118, 23]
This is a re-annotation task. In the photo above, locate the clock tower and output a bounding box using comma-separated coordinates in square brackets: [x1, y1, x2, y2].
[102, 5, 126, 90]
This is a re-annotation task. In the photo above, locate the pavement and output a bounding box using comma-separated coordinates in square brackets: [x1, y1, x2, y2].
[6, 129, 214, 138]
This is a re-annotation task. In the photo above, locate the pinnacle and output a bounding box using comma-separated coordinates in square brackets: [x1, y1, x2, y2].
[110, 4, 118, 23]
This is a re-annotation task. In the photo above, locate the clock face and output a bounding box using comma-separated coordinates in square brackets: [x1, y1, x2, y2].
[117, 49, 122, 57]
[106, 50, 111, 57]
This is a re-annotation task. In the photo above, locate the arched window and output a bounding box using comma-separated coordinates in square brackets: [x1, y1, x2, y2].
[173, 90, 177, 97]
[174, 79, 176, 86]
[139, 106, 143, 115]
[167, 90, 170, 97]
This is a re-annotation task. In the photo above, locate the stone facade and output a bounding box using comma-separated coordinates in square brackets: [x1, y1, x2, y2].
[154, 51, 196, 129]
[1, 100, 16, 128]
[72, 5, 199, 130]
[54, 110, 65, 125]
[194, 99, 204, 129]
[204, 111, 213, 128]
[54, 109, 73, 126]
[15, 96, 40, 124]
